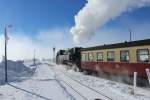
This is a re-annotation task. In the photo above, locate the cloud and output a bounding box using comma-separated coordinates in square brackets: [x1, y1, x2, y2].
[0, 27, 73, 61]
[70, 0, 150, 44]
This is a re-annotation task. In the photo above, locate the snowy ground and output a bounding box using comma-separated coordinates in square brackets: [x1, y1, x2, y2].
[0, 62, 149, 100]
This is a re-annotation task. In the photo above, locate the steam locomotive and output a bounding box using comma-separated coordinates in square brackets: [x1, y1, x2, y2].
[56, 47, 82, 69]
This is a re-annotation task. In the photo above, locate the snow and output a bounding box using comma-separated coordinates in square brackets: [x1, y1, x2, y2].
[0, 61, 149, 100]
[0, 60, 34, 85]
[0, 63, 72, 100]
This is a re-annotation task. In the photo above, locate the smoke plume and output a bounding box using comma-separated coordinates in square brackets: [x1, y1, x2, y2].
[70, 0, 150, 44]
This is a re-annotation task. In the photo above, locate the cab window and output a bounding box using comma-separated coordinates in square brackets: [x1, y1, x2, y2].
[120, 50, 129, 62]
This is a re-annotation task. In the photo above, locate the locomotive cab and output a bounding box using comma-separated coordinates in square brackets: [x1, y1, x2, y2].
[56, 47, 82, 70]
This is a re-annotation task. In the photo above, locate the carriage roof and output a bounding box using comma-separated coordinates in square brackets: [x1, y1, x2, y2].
[81, 39, 150, 51]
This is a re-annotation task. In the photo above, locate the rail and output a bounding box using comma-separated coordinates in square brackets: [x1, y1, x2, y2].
[45, 63, 112, 100]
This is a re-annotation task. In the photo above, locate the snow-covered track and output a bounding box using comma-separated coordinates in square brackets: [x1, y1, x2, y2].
[58, 78, 88, 100]
[46, 63, 112, 100]
[59, 70, 113, 100]
[46, 65, 88, 100]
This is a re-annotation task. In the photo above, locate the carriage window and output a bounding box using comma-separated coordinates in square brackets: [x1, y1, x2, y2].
[137, 49, 149, 62]
[107, 51, 115, 61]
[82, 53, 86, 61]
[85, 53, 89, 61]
[88, 53, 94, 61]
[97, 52, 103, 61]
[120, 50, 129, 62]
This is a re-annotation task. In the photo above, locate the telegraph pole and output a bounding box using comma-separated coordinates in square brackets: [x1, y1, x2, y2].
[4, 25, 12, 83]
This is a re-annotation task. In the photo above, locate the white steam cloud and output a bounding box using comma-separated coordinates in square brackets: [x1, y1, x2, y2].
[70, 0, 150, 44]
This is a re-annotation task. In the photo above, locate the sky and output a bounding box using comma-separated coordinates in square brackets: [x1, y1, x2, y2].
[0, 0, 150, 60]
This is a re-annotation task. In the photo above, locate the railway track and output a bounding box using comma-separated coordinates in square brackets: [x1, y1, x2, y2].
[46, 63, 112, 100]
[60, 71, 112, 99]
[47, 65, 89, 100]
[57, 77, 89, 100]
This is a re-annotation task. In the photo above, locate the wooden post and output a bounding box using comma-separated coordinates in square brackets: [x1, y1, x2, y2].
[146, 69, 150, 84]
[133, 72, 137, 95]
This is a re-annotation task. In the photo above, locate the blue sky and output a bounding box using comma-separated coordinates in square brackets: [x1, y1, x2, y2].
[0, 0, 150, 60]
[0, 0, 86, 34]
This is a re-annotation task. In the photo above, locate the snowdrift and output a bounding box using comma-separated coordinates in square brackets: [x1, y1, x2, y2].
[0, 60, 35, 84]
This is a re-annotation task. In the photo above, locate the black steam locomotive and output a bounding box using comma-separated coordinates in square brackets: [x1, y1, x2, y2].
[56, 47, 82, 69]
